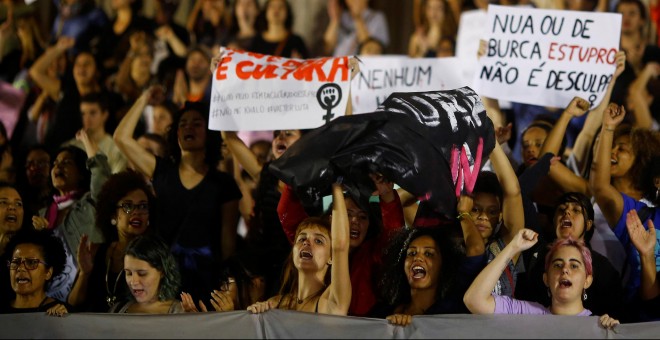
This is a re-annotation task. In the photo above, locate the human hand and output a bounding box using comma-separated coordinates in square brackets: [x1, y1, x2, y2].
[180, 292, 208, 313]
[642, 62, 660, 79]
[613, 51, 626, 79]
[129, 31, 147, 53]
[76, 234, 96, 275]
[208, 289, 235, 312]
[457, 195, 474, 216]
[155, 25, 173, 41]
[247, 300, 274, 314]
[626, 210, 656, 257]
[477, 39, 487, 60]
[55, 36, 75, 53]
[564, 97, 590, 117]
[386, 314, 413, 327]
[349, 57, 360, 81]
[46, 303, 68, 317]
[549, 156, 561, 168]
[599, 314, 620, 330]
[602, 103, 625, 130]
[172, 69, 188, 107]
[0, 231, 15, 255]
[76, 129, 98, 158]
[144, 85, 166, 106]
[495, 122, 512, 145]
[511, 228, 538, 253]
[32, 216, 49, 230]
[210, 48, 225, 73]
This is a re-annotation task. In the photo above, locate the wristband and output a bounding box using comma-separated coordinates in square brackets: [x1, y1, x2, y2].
[457, 212, 472, 221]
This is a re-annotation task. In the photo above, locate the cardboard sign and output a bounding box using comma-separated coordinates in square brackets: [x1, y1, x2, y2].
[350, 56, 465, 114]
[473, 5, 621, 108]
[209, 48, 352, 131]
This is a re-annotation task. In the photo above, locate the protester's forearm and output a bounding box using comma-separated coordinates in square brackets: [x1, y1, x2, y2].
[540, 111, 572, 156]
[464, 243, 519, 314]
[548, 163, 590, 195]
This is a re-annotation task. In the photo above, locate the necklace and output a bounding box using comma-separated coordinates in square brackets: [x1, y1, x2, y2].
[105, 242, 124, 307]
[296, 286, 325, 305]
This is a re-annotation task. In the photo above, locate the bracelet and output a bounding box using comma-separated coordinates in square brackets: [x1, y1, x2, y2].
[604, 126, 615, 132]
[457, 212, 472, 221]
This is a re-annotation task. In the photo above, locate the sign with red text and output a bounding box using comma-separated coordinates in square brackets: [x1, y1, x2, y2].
[209, 48, 351, 131]
[351, 56, 465, 114]
[473, 5, 621, 108]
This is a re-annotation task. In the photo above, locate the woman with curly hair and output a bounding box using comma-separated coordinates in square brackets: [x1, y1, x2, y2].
[67, 170, 154, 312]
[369, 225, 485, 326]
[589, 102, 660, 320]
[109, 235, 182, 313]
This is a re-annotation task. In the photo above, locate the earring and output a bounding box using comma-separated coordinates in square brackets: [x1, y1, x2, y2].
[111, 219, 117, 226]
[547, 288, 551, 298]
[656, 187, 659, 201]
[583, 289, 587, 301]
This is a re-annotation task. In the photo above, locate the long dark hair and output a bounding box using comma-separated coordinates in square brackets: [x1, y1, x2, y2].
[255, 0, 293, 33]
[218, 249, 270, 309]
[166, 101, 222, 168]
[378, 226, 460, 307]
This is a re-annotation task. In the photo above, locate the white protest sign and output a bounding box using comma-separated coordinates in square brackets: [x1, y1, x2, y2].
[209, 48, 352, 131]
[455, 9, 488, 86]
[473, 5, 621, 108]
[351, 56, 465, 114]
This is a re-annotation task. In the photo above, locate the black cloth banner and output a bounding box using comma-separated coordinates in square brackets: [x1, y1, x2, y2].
[269, 86, 494, 222]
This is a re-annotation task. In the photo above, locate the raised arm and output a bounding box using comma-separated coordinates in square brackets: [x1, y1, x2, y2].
[464, 229, 538, 314]
[626, 210, 660, 300]
[572, 51, 625, 169]
[589, 103, 626, 227]
[156, 25, 188, 58]
[77, 129, 111, 201]
[540, 97, 589, 157]
[370, 173, 405, 249]
[323, 0, 341, 55]
[28, 37, 73, 100]
[185, 0, 203, 32]
[490, 140, 524, 246]
[221, 131, 263, 180]
[627, 62, 658, 129]
[540, 97, 590, 194]
[457, 195, 485, 257]
[113, 87, 158, 178]
[324, 182, 351, 315]
[67, 234, 97, 307]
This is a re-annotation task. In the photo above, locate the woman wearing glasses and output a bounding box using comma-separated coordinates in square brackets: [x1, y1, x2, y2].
[1, 228, 69, 316]
[68, 170, 154, 312]
[31, 130, 112, 303]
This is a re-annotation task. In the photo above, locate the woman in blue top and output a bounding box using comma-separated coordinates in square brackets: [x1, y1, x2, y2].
[589, 102, 660, 311]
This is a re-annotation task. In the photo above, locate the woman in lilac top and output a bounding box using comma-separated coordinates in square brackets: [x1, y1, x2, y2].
[464, 229, 619, 329]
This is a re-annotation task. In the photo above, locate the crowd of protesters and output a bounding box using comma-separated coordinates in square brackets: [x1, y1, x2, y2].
[0, 0, 660, 332]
